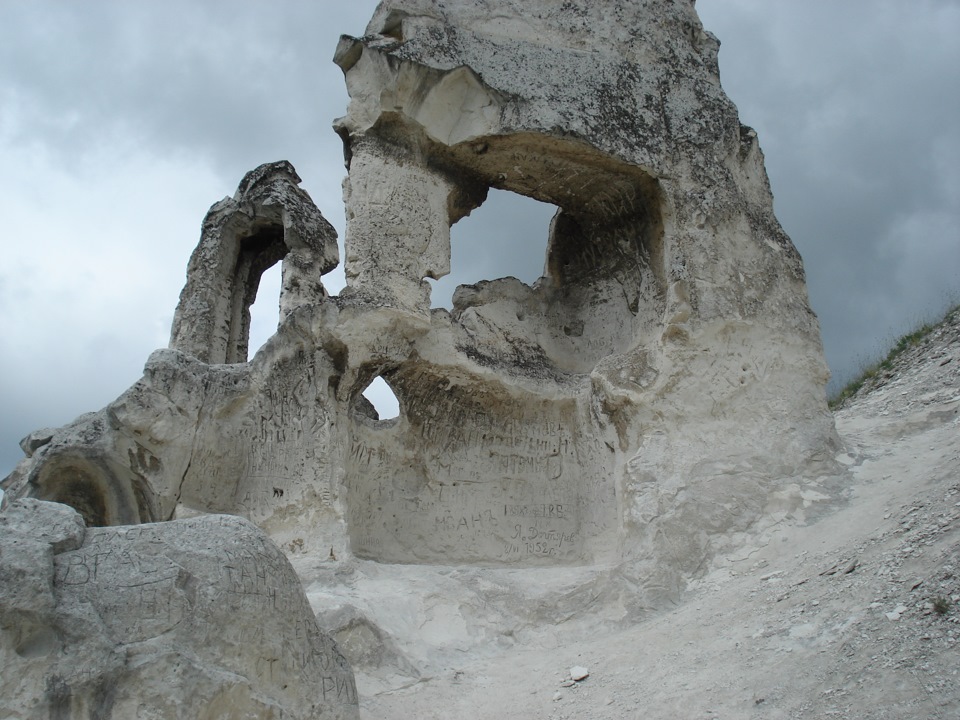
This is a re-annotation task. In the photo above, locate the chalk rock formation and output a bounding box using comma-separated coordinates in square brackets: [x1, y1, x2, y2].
[0, 499, 358, 720]
[329, 0, 841, 578]
[3, 0, 841, 612]
[170, 160, 339, 365]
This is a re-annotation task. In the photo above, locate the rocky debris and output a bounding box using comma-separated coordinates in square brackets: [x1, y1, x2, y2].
[0, 499, 358, 720]
[314, 602, 421, 692]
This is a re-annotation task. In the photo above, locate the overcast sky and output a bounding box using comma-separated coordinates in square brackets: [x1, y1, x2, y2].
[1, 0, 957, 478]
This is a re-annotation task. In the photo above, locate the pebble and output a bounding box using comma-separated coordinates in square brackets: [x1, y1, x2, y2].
[885, 605, 908, 621]
[570, 666, 590, 682]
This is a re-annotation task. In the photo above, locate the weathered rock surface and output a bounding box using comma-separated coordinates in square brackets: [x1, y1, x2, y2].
[0, 499, 358, 720]
[3, 0, 841, 653]
[328, 0, 843, 582]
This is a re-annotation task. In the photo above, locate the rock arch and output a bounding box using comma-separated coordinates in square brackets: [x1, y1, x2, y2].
[30, 449, 155, 527]
[169, 161, 339, 364]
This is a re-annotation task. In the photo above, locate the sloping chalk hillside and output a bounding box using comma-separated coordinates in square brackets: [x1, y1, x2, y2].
[348, 308, 960, 720]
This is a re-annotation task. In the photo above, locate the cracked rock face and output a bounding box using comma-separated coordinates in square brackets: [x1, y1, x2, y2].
[0, 500, 358, 720]
[4, 0, 839, 609]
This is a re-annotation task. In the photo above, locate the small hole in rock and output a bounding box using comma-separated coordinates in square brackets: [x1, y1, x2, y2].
[362, 376, 400, 420]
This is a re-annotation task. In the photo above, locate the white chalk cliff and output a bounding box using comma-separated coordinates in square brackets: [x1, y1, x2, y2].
[2, 1, 845, 715]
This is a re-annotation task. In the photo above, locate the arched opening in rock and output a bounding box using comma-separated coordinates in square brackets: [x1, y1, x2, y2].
[30, 451, 157, 527]
[247, 261, 282, 358]
[429, 189, 556, 309]
[47, 474, 109, 527]
[357, 375, 400, 422]
[169, 161, 338, 365]
[223, 224, 287, 364]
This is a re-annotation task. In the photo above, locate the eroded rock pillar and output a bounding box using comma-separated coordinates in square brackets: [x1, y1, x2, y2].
[342, 139, 459, 314]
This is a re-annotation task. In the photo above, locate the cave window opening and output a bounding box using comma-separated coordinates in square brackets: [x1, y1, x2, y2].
[247, 261, 282, 360]
[428, 188, 557, 309]
[361, 376, 400, 421]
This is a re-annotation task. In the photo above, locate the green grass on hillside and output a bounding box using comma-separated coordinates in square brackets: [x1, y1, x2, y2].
[829, 304, 959, 410]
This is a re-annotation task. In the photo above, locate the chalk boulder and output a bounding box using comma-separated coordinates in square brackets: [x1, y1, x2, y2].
[0, 499, 358, 720]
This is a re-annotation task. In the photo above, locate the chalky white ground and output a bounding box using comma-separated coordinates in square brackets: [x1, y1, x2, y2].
[299, 313, 960, 719]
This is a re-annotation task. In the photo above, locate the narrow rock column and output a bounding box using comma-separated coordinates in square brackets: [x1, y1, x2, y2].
[342, 139, 455, 314]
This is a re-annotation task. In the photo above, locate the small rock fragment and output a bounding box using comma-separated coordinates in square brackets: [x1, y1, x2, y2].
[570, 666, 590, 682]
[885, 605, 908, 621]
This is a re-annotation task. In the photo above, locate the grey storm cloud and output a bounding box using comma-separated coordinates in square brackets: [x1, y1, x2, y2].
[0, 2, 366, 175]
[698, 0, 960, 382]
[0, 0, 958, 477]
